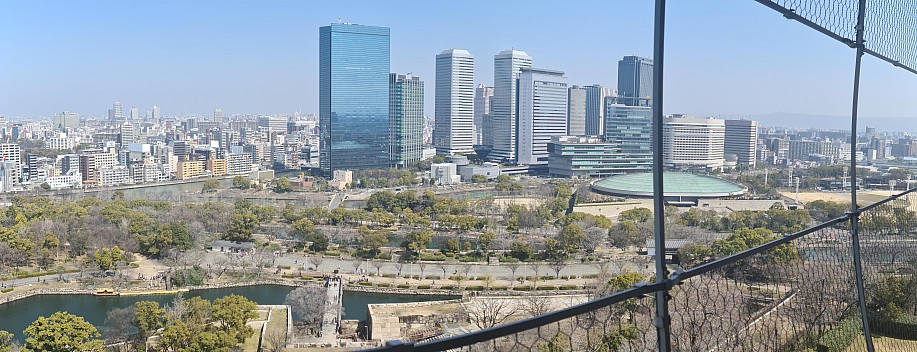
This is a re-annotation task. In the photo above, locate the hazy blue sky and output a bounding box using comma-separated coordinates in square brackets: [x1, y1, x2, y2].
[1, 0, 915, 121]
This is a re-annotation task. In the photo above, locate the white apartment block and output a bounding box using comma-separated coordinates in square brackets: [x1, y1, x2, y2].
[0, 144, 22, 183]
[663, 116, 726, 171]
[98, 166, 132, 186]
[48, 135, 77, 150]
[226, 152, 253, 175]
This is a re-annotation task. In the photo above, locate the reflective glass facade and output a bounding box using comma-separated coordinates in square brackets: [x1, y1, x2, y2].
[390, 74, 424, 168]
[604, 103, 653, 160]
[320, 23, 391, 174]
[617, 56, 653, 107]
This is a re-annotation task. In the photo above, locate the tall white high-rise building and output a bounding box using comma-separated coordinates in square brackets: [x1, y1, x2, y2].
[567, 86, 586, 136]
[474, 84, 494, 146]
[434, 49, 475, 155]
[517, 68, 568, 165]
[490, 49, 532, 162]
[214, 109, 223, 124]
[152, 106, 161, 121]
[129, 107, 139, 121]
[725, 119, 758, 167]
[0, 143, 22, 184]
[663, 115, 725, 171]
[120, 122, 135, 146]
[113, 102, 123, 118]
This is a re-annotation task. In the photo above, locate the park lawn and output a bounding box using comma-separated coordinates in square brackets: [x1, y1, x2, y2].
[267, 308, 288, 340]
[242, 321, 265, 352]
[845, 336, 917, 352]
[256, 310, 269, 321]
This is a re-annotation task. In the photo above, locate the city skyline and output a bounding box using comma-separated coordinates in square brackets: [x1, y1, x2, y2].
[2, 1, 917, 121]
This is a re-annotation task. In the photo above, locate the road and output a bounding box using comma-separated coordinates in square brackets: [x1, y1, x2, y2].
[0, 271, 84, 289]
[203, 252, 653, 280]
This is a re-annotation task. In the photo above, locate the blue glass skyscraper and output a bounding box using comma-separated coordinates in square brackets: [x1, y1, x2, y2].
[319, 23, 391, 175]
[617, 56, 653, 107]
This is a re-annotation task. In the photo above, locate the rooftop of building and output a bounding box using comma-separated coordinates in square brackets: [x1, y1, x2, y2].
[592, 172, 747, 198]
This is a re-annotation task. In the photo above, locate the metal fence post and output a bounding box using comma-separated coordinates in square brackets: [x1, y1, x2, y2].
[849, 0, 875, 350]
[652, 0, 672, 351]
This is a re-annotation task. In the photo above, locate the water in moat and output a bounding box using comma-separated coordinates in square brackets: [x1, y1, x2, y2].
[0, 284, 456, 341]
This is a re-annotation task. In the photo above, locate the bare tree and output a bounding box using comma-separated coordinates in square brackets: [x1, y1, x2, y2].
[436, 263, 449, 279]
[308, 256, 324, 271]
[394, 261, 405, 277]
[371, 260, 386, 276]
[506, 262, 521, 286]
[263, 329, 287, 352]
[102, 307, 135, 343]
[595, 261, 611, 279]
[531, 262, 543, 288]
[549, 259, 568, 279]
[522, 295, 553, 317]
[466, 298, 514, 329]
[352, 260, 363, 274]
[461, 264, 474, 280]
[417, 262, 428, 279]
[285, 285, 327, 333]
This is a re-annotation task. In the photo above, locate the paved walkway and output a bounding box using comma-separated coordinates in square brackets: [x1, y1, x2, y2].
[210, 253, 654, 280]
[316, 277, 343, 344]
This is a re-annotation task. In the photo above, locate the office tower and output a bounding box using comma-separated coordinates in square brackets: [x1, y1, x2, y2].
[617, 56, 653, 106]
[0, 143, 22, 183]
[605, 103, 653, 163]
[319, 23, 391, 174]
[257, 116, 288, 134]
[584, 84, 611, 135]
[474, 84, 494, 145]
[152, 106, 161, 122]
[113, 102, 123, 119]
[120, 122, 135, 146]
[53, 112, 80, 131]
[214, 109, 223, 124]
[663, 116, 726, 171]
[490, 49, 533, 162]
[516, 68, 567, 165]
[58, 154, 80, 176]
[434, 49, 475, 155]
[130, 107, 139, 121]
[724, 119, 758, 167]
[390, 73, 424, 168]
[567, 86, 586, 136]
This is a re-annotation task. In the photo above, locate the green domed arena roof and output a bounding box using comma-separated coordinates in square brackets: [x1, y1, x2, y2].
[591, 172, 747, 198]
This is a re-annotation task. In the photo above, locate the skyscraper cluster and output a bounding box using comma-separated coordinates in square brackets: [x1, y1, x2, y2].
[317, 22, 760, 177]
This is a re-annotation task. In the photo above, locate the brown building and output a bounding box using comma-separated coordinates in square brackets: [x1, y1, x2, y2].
[176, 160, 204, 180]
[206, 159, 227, 177]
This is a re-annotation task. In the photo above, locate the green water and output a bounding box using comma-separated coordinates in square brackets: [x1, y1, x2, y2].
[0, 285, 456, 341]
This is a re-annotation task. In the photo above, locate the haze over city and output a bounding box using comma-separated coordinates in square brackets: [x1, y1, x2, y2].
[2, 0, 916, 125]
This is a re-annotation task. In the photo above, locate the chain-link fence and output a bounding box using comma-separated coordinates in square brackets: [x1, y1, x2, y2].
[858, 191, 917, 351]
[757, 0, 917, 74]
[358, 1, 917, 351]
[362, 187, 917, 352]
